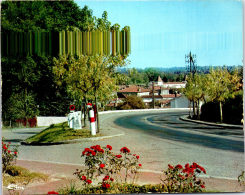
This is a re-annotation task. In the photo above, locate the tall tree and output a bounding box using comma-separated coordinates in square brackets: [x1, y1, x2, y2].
[53, 54, 127, 129]
[206, 68, 241, 122]
[184, 73, 207, 119]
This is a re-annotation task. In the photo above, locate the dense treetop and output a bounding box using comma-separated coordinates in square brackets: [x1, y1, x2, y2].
[1, 0, 120, 32]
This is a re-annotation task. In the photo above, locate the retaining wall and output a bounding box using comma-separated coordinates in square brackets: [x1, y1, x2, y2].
[37, 116, 67, 127]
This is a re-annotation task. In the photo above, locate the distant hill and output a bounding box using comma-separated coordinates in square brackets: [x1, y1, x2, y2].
[117, 65, 243, 74]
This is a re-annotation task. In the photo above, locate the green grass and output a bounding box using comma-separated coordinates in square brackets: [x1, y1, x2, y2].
[3, 165, 48, 186]
[25, 122, 101, 144]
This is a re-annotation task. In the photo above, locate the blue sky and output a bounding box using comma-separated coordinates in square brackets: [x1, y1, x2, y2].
[75, 0, 243, 68]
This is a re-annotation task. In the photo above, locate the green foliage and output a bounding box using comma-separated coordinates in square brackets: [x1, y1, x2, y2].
[117, 96, 145, 110]
[24, 122, 98, 144]
[206, 68, 241, 122]
[1, 1, 95, 32]
[3, 92, 39, 122]
[53, 55, 127, 105]
[201, 90, 243, 125]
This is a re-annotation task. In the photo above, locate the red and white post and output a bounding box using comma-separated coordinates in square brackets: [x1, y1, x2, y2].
[87, 103, 96, 135]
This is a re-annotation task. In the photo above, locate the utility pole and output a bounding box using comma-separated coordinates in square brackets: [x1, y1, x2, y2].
[185, 51, 197, 75]
[152, 82, 155, 109]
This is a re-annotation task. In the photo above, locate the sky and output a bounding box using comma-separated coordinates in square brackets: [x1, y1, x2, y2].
[75, 0, 243, 69]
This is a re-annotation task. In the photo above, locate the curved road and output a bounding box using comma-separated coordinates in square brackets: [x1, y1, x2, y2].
[2, 109, 244, 180]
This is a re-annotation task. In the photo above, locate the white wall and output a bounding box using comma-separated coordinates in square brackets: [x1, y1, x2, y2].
[37, 116, 68, 127]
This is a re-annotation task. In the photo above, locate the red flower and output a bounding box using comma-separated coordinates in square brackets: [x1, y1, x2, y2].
[138, 164, 142, 167]
[103, 176, 110, 181]
[168, 164, 174, 169]
[175, 164, 183, 169]
[120, 147, 130, 153]
[91, 151, 96, 156]
[47, 191, 59, 194]
[3, 145, 7, 150]
[100, 164, 105, 168]
[14, 151, 18, 155]
[8, 150, 11, 154]
[86, 179, 92, 184]
[110, 178, 114, 181]
[136, 155, 140, 159]
[81, 176, 86, 181]
[106, 183, 110, 189]
[116, 154, 122, 158]
[200, 185, 205, 188]
[106, 145, 112, 150]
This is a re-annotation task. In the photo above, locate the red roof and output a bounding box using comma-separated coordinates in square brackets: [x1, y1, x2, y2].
[141, 94, 181, 99]
[119, 85, 150, 93]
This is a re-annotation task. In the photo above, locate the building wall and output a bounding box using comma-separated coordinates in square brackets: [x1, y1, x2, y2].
[170, 96, 189, 108]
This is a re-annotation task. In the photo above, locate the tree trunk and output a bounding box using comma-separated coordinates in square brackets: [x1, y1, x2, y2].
[95, 96, 100, 133]
[83, 98, 87, 127]
[197, 100, 200, 119]
[192, 101, 196, 118]
[219, 101, 223, 123]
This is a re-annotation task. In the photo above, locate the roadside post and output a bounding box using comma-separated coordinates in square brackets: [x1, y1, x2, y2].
[87, 103, 96, 135]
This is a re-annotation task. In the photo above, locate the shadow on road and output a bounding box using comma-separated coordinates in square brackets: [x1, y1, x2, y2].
[114, 112, 244, 153]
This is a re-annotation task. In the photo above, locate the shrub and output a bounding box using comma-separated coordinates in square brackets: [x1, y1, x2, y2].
[162, 162, 206, 193]
[201, 91, 243, 125]
[117, 96, 145, 110]
[2, 140, 18, 173]
[74, 145, 141, 193]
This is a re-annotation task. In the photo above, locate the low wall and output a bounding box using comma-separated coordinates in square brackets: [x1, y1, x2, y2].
[37, 108, 189, 126]
[37, 116, 67, 127]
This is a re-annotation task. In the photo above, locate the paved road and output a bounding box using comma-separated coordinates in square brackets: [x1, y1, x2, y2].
[2, 109, 244, 180]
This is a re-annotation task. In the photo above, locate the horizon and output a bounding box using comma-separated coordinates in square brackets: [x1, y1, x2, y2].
[75, 0, 243, 69]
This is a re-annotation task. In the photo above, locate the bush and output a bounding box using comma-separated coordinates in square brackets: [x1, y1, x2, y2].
[2, 140, 18, 173]
[117, 96, 145, 110]
[74, 145, 142, 193]
[201, 91, 243, 125]
[162, 163, 206, 193]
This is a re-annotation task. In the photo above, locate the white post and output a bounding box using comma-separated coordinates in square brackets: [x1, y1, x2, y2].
[89, 109, 96, 136]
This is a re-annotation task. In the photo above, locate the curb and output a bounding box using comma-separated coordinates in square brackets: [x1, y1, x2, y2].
[20, 133, 125, 146]
[180, 115, 243, 129]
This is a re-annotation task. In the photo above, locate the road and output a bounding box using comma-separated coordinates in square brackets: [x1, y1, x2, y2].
[2, 109, 244, 180]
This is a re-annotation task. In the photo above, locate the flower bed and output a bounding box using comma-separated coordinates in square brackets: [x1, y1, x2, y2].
[56, 144, 207, 194]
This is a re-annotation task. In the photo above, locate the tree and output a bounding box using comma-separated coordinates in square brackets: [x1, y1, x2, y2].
[206, 68, 241, 122]
[117, 96, 145, 110]
[53, 54, 127, 130]
[184, 73, 207, 119]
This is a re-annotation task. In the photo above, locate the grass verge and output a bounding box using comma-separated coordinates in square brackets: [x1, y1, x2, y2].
[24, 122, 101, 144]
[3, 165, 48, 186]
